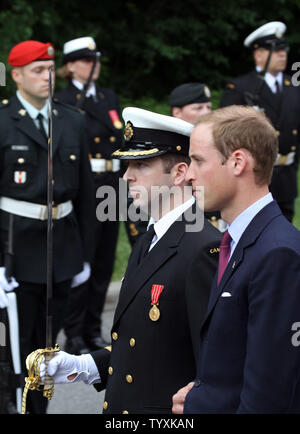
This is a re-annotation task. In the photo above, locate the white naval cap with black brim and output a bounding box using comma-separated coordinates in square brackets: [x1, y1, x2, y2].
[62, 36, 101, 64]
[244, 21, 288, 51]
[112, 107, 194, 160]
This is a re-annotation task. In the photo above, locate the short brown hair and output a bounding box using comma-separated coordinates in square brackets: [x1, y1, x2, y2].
[160, 153, 190, 174]
[196, 105, 278, 185]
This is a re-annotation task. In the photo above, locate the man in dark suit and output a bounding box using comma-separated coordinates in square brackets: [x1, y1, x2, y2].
[41, 107, 221, 414]
[55, 37, 125, 354]
[0, 41, 95, 413]
[219, 21, 300, 222]
[172, 105, 300, 414]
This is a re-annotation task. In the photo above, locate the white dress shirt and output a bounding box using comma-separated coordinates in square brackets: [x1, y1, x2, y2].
[16, 91, 49, 134]
[72, 79, 97, 100]
[256, 66, 283, 94]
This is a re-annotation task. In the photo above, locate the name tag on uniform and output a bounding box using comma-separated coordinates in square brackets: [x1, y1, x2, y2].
[11, 145, 29, 151]
[14, 171, 27, 184]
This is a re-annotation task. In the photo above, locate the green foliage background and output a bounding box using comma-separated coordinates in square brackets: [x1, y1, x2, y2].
[0, 0, 299, 280]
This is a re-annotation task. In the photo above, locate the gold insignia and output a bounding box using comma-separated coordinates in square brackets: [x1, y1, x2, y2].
[176, 145, 182, 151]
[2, 99, 9, 105]
[275, 28, 283, 39]
[210, 247, 220, 254]
[110, 136, 116, 143]
[124, 121, 134, 141]
[47, 45, 54, 56]
[105, 345, 112, 352]
[114, 120, 123, 129]
[254, 43, 259, 49]
[204, 85, 211, 98]
[103, 401, 108, 410]
[129, 223, 139, 237]
[284, 79, 291, 86]
[112, 148, 159, 157]
[227, 83, 235, 89]
[292, 129, 298, 135]
[88, 41, 96, 50]
[18, 109, 26, 116]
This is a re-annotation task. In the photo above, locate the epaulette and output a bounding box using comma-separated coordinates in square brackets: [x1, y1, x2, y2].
[53, 97, 82, 113]
[0, 98, 10, 108]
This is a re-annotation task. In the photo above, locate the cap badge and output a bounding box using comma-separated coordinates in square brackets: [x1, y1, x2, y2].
[275, 28, 283, 38]
[124, 121, 134, 141]
[204, 86, 211, 98]
[47, 45, 54, 56]
[88, 41, 96, 50]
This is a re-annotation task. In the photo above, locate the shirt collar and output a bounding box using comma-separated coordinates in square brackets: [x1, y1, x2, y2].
[148, 196, 195, 240]
[228, 193, 273, 248]
[16, 90, 48, 120]
[256, 66, 283, 91]
[72, 79, 97, 98]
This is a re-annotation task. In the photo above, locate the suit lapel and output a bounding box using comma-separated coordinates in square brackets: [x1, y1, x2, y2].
[202, 201, 282, 326]
[113, 219, 185, 327]
[9, 96, 48, 149]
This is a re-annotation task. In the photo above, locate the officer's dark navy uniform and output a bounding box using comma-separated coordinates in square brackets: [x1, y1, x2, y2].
[0, 41, 95, 413]
[89, 107, 221, 413]
[220, 22, 300, 222]
[55, 37, 125, 353]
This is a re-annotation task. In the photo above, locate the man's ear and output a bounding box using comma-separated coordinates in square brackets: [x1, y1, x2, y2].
[231, 149, 248, 176]
[172, 107, 182, 119]
[172, 162, 189, 186]
[11, 67, 22, 85]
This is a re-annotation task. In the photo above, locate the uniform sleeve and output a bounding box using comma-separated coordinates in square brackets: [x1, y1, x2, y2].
[90, 347, 112, 392]
[237, 247, 300, 413]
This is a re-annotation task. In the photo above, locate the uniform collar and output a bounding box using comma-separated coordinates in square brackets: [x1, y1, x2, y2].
[16, 90, 48, 120]
[72, 79, 97, 99]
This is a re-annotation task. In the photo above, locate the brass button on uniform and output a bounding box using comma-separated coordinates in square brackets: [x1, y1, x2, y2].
[122, 410, 129, 414]
[70, 154, 76, 161]
[129, 338, 136, 347]
[176, 145, 182, 151]
[94, 137, 101, 143]
[108, 366, 113, 375]
[292, 129, 298, 135]
[103, 401, 108, 410]
[2, 99, 8, 105]
[18, 157, 25, 164]
[96, 153, 102, 159]
[112, 332, 118, 341]
[126, 374, 133, 383]
[109, 136, 116, 143]
[291, 146, 296, 151]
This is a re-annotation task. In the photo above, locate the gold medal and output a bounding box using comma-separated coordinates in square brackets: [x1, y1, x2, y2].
[149, 304, 160, 321]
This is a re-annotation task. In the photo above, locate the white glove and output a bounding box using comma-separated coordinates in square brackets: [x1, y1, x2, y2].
[71, 262, 91, 288]
[0, 267, 19, 309]
[40, 351, 100, 385]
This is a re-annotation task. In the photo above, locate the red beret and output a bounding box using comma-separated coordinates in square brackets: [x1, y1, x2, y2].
[8, 41, 55, 67]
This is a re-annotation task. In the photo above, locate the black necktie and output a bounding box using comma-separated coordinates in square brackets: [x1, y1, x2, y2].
[138, 224, 155, 264]
[37, 113, 48, 142]
[275, 80, 281, 95]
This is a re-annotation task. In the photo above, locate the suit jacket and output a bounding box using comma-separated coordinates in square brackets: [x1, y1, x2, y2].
[220, 71, 300, 202]
[184, 201, 300, 414]
[92, 208, 221, 413]
[0, 96, 95, 283]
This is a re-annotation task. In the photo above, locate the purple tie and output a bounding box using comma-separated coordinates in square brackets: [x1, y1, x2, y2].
[217, 230, 232, 285]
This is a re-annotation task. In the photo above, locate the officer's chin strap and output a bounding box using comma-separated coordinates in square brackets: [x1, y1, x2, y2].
[22, 345, 60, 414]
[22, 65, 59, 414]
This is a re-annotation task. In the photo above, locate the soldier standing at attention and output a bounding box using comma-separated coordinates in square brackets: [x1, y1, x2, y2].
[0, 40, 94, 413]
[39, 107, 221, 414]
[220, 22, 300, 222]
[56, 37, 124, 354]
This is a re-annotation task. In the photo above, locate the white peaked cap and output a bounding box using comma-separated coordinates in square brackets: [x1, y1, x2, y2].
[63, 37, 96, 55]
[122, 107, 194, 137]
[244, 21, 286, 47]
